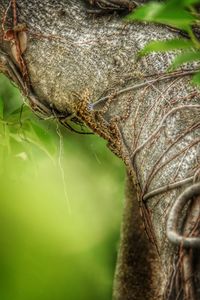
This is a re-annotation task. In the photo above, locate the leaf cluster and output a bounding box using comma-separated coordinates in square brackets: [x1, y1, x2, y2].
[126, 0, 200, 85]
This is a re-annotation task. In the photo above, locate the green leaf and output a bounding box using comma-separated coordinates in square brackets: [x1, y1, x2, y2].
[170, 50, 200, 70]
[139, 39, 194, 56]
[0, 98, 4, 119]
[126, 2, 195, 30]
[126, 2, 162, 20]
[192, 71, 200, 86]
[167, 0, 200, 6]
[126, 3, 163, 22]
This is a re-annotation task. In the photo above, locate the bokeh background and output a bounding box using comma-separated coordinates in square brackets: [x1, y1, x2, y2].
[0, 74, 125, 300]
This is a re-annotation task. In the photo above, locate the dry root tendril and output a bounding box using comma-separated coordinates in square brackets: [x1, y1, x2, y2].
[166, 183, 200, 249]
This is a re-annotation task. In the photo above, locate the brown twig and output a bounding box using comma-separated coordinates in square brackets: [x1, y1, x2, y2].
[143, 177, 194, 202]
[90, 69, 200, 110]
[1, 0, 11, 33]
[134, 77, 183, 149]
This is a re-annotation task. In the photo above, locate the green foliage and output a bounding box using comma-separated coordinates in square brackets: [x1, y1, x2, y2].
[126, 0, 200, 85]
[138, 39, 194, 56]
[0, 74, 59, 161]
[0, 98, 4, 119]
[0, 74, 124, 300]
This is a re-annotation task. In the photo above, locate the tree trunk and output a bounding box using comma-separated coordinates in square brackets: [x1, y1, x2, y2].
[0, 1, 200, 299]
[113, 175, 162, 299]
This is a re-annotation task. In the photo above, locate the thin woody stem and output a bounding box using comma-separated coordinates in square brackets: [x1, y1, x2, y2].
[143, 121, 200, 194]
[90, 69, 200, 110]
[143, 176, 194, 202]
[134, 77, 181, 149]
[131, 105, 200, 160]
[11, 0, 17, 27]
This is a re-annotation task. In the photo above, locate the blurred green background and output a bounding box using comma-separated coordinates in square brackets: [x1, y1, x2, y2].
[0, 74, 125, 300]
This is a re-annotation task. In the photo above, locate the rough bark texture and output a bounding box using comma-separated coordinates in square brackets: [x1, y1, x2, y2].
[0, 1, 200, 299]
[113, 175, 162, 299]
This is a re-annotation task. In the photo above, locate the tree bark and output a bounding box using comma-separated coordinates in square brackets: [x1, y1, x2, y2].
[113, 175, 162, 299]
[0, 1, 200, 299]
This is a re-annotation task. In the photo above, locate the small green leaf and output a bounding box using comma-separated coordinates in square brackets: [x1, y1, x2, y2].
[139, 39, 194, 56]
[0, 98, 4, 119]
[126, 3, 163, 21]
[170, 50, 200, 70]
[126, 2, 195, 30]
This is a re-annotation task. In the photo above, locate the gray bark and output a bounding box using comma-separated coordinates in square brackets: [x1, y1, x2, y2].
[0, 1, 200, 299]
